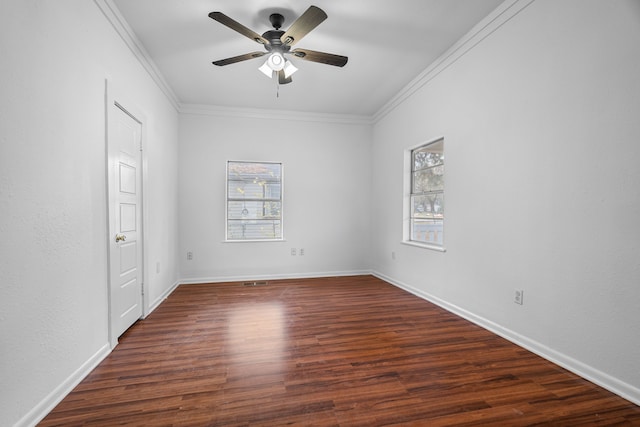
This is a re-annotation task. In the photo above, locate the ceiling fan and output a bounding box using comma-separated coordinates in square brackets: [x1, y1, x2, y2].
[209, 6, 348, 85]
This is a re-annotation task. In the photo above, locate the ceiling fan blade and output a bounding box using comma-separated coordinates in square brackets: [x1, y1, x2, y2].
[278, 70, 292, 85]
[291, 49, 348, 67]
[212, 51, 266, 66]
[209, 12, 269, 45]
[280, 6, 327, 47]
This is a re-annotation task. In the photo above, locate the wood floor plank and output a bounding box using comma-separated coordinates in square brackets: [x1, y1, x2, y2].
[39, 275, 640, 426]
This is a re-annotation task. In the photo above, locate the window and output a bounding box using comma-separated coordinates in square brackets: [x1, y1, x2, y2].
[226, 161, 282, 241]
[407, 139, 444, 248]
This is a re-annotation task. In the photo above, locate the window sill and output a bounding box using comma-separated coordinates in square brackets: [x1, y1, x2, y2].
[223, 239, 286, 243]
[401, 240, 446, 252]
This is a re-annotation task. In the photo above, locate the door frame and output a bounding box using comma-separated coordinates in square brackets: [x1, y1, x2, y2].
[105, 79, 150, 348]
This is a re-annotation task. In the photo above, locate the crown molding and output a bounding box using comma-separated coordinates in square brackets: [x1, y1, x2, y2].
[179, 103, 374, 125]
[372, 0, 536, 123]
[93, 0, 181, 111]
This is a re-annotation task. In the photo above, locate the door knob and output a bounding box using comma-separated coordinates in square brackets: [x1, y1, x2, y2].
[115, 234, 126, 242]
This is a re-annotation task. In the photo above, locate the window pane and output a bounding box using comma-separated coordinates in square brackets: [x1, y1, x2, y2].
[413, 165, 444, 193]
[407, 138, 444, 248]
[228, 180, 281, 201]
[411, 193, 444, 219]
[227, 220, 281, 240]
[228, 201, 281, 220]
[413, 150, 444, 171]
[228, 162, 281, 180]
[227, 161, 282, 241]
[411, 219, 443, 245]
[413, 140, 444, 171]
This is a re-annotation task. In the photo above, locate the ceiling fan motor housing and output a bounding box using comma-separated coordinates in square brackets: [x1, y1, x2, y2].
[262, 30, 288, 52]
[269, 13, 285, 30]
[263, 13, 288, 53]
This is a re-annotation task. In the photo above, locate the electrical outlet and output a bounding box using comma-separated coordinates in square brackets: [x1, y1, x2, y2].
[299, 248, 305, 256]
[291, 248, 297, 256]
[514, 289, 524, 305]
[187, 251, 193, 260]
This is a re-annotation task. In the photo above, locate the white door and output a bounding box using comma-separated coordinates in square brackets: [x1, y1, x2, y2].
[107, 101, 143, 342]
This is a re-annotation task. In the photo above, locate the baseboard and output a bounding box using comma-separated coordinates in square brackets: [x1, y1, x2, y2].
[178, 269, 372, 285]
[146, 280, 180, 316]
[372, 271, 640, 407]
[15, 343, 112, 427]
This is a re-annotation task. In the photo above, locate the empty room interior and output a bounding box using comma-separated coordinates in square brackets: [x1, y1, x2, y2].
[2, 0, 640, 425]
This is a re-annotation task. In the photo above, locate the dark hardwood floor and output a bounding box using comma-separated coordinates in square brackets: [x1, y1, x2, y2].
[40, 275, 640, 426]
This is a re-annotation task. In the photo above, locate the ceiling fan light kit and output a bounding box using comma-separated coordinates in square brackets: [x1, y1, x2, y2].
[209, 6, 348, 87]
[258, 54, 297, 80]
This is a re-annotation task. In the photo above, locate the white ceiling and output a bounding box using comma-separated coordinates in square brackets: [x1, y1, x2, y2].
[112, 0, 504, 117]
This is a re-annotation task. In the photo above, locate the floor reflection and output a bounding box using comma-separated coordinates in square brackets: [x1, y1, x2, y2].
[226, 302, 287, 374]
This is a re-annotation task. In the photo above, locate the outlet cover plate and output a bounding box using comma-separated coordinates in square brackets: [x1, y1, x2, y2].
[514, 289, 524, 305]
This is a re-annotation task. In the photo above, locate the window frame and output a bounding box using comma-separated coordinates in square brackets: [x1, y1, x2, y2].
[403, 138, 446, 252]
[225, 160, 284, 242]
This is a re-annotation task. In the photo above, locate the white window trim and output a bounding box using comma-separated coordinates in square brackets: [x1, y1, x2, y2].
[225, 160, 284, 242]
[402, 137, 446, 252]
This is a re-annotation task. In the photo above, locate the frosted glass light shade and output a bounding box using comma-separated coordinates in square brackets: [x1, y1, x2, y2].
[283, 60, 298, 79]
[258, 61, 273, 78]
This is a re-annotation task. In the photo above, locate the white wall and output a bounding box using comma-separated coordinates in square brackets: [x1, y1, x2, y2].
[0, 1, 179, 425]
[371, 0, 640, 404]
[178, 112, 372, 282]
